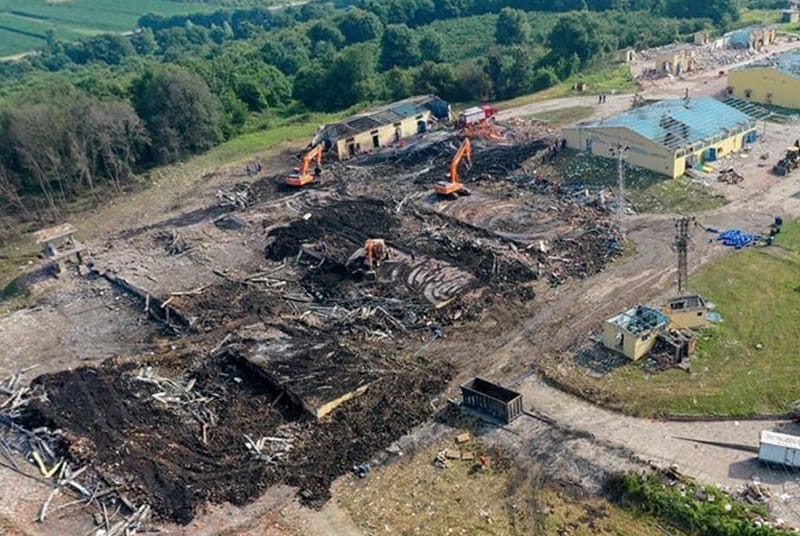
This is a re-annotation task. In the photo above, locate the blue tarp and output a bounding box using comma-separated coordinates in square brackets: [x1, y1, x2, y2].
[718, 229, 760, 248]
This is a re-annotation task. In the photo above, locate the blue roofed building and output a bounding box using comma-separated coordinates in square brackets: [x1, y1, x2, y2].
[728, 48, 800, 110]
[562, 97, 757, 178]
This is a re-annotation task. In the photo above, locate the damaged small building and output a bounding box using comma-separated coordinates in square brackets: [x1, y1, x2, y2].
[728, 49, 800, 109]
[563, 97, 757, 178]
[603, 306, 669, 361]
[311, 95, 452, 160]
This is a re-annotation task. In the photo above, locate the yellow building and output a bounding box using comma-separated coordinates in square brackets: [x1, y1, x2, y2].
[563, 97, 757, 178]
[662, 294, 714, 330]
[602, 306, 669, 361]
[728, 49, 800, 109]
[311, 95, 451, 160]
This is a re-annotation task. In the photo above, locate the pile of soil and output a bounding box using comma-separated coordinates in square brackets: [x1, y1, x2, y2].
[19, 351, 451, 524]
[173, 280, 286, 331]
[265, 198, 400, 262]
[22, 356, 298, 524]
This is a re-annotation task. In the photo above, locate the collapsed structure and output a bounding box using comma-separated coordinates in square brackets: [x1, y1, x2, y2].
[563, 97, 757, 178]
[728, 48, 800, 109]
[3, 121, 628, 527]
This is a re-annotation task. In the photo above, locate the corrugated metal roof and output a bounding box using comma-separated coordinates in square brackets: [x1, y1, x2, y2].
[580, 97, 755, 151]
[739, 48, 800, 79]
[761, 430, 800, 450]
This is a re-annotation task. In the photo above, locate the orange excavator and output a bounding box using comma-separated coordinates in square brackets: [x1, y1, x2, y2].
[434, 137, 472, 197]
[346, 239, 388, 272]
[285, 144, 323, 187]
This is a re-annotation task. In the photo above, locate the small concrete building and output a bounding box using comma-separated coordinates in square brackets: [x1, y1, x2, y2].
[693, 30, 711, 45]
[728, 49, 800, 109]
[603, 306, 669, 361]
[311, 95, 451, 160]
[726, 26, 777, 50]
[782, 10, 799, 23]
[563, 97, 757, 178]
[653, 48, 696, 75]
[615, 48, 635, 63]
[662, 294, 714, 330]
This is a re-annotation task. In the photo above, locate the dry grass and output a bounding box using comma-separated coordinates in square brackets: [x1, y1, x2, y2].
[335, 433, 534, 536]
[335, 431, 674, 536]
[539, 488, 683, 535]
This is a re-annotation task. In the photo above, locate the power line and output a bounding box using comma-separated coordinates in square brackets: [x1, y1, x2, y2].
[609, 144, 629, 229]
[673, 216, 694, 294]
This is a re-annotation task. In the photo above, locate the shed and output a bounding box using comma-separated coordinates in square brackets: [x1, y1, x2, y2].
[460, 378, 523, 424]
[759, 430, 800, 468]
[663, 294, 714, 329]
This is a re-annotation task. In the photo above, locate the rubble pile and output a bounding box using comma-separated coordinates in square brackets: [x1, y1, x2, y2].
[7, 124, 630, 527]
[717, 168, 744, 185]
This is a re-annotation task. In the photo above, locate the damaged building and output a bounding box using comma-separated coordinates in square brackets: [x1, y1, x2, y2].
[602, 306, 669, 361]
[563, 97, 757, 178]
[728, 49, 800, 109]
[311, 95, 452, 160]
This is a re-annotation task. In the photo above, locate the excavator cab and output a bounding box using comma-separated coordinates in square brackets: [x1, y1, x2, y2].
[285, 145, 323, 187]
[346, 239, 388, 273]
[435, 137, 472, 197]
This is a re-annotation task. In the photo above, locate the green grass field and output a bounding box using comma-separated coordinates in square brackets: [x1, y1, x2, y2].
[599, 221, 800, 417]
[0, 0, 270, 57]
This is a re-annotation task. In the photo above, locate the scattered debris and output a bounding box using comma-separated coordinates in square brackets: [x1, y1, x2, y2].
[717, 168, 744, 184]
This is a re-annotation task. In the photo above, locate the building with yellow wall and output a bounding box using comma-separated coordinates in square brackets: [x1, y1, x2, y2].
[602, 306, 669, 361]
[563, 97, 757, 178]
[311, 95, 451, 160]
[728, 49, 800, 110]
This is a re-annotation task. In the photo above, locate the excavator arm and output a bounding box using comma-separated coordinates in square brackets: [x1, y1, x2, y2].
[285, 145, 323, 187]
[435, 138, 472, 196]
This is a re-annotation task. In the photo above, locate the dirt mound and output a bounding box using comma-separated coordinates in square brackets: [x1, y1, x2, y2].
[19, 351, 451, 524]
[173, 280, 287, 331]
[265, 198, 400, 261]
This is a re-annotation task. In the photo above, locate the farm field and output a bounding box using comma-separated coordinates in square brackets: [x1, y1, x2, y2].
[0, 0, 268, 57]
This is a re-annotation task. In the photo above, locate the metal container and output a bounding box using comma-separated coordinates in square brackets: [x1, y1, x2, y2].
[460, 378, 523, 424]
[759, 430, 800, 468]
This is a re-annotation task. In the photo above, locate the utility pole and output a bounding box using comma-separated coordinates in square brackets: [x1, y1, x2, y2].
[609, 144, 629, 229]
[673, 216, 692, 294]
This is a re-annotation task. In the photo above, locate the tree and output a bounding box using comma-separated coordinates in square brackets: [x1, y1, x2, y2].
[546, 13, 603, 66]
[308, 21, 346, 48]
[419, 30, 444, 62]
[131, 28, 157, 55]
[337, 8, 384, 43]
[452, 63, 491, 101]
[326, 44, 380, 109]
[0, 91, 148, 214]
[380, 24, 420, 70]
[496, 7, 530, 45]
[131, 67, 221, 164]
[383, 67, 415, 100]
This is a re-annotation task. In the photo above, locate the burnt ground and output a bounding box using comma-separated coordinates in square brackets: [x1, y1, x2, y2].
[7, 129, 628, 528]
[21, 350, 450, 524]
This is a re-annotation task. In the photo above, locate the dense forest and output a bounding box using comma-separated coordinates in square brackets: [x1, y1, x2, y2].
[0, 0, 751, 223]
